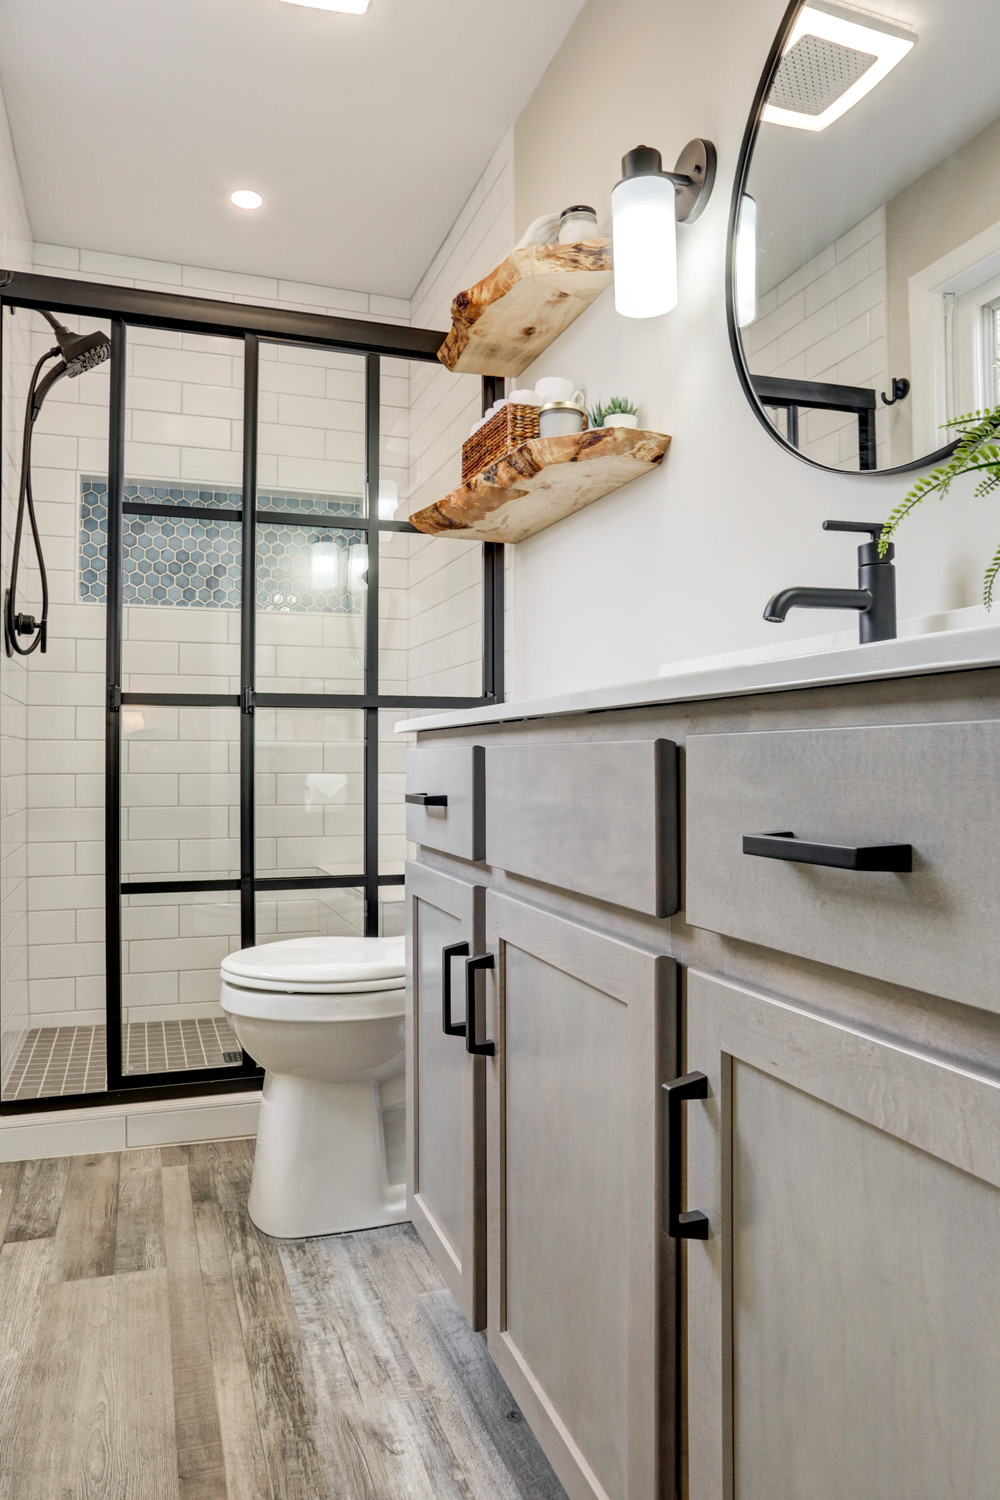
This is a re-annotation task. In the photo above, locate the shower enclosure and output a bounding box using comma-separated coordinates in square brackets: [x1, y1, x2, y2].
[0, 272, 502, 1111]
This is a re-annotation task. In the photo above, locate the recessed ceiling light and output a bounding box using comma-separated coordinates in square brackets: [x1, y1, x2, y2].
[279, 0, 371, 12]
[231, 189, 264, 210]
[764, 1, 915, 131]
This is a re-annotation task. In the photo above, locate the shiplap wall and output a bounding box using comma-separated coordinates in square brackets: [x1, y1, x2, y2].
[406, 128, 516, 699]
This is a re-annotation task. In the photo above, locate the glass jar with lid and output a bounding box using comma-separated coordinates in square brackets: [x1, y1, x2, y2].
[558, 205, 599, 244]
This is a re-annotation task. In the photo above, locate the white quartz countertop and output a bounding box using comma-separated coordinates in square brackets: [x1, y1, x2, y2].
[396, 612, 1000, 734]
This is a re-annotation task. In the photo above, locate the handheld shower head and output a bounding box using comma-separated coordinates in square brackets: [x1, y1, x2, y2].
[4, 312, 111, 657]
[39, 310, 111, 377]
[31, 312, 112, 416]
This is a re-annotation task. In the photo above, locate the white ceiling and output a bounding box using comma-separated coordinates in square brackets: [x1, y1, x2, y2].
[0, 0, 586, 299]
[746, 0, 1000, 292]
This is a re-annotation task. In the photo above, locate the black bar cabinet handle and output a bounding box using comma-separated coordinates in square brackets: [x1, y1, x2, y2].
[662, 1071, 710, 1240]
[405, 792, 448, 807]
[441, 941, 469, 1037]
[465, 953, 496, 1056]
[742, 831, 912, 872]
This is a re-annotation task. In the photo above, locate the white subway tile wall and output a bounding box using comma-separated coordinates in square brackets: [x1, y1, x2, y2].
[742, 207, 889, 470]
[0, 93, 33, 1088]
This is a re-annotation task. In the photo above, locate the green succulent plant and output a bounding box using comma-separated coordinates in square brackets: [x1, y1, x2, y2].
[879, 405, 1000, 608]
[588, 395, 639, 428]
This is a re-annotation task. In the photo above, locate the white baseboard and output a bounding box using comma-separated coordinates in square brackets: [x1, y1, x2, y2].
[0, 1089, 261, 1163]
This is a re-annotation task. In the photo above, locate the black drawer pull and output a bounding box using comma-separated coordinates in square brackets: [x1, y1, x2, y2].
[743, 831, 912, 872]
[441, 942, 468, 1037]
[662, 1072, 710, 1240]
[405, 792, 448, 807]
[465, 953, 496, 1057]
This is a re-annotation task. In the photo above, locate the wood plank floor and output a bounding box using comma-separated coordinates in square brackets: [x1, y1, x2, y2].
[0, 1139, 567, 1500]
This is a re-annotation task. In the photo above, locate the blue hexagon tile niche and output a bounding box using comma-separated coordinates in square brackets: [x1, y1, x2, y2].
[80, 477, 366, 614]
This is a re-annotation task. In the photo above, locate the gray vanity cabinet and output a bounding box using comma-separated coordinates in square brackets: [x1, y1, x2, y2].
[483, 891, 676, 1500]
[405, 861, 487, 1329]
[682, 968, 1000, 1500]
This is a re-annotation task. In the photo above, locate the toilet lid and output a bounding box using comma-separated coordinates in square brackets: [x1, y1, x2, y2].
[221, 934, 405, 991]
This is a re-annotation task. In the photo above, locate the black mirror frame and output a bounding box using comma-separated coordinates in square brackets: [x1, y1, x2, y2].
[725, 0, 958, 478]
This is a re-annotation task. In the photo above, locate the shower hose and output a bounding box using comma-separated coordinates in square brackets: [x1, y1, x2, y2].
[3, 347, 60, 656]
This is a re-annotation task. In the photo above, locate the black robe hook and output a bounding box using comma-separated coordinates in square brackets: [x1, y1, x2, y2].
[880, 377, 910, 406]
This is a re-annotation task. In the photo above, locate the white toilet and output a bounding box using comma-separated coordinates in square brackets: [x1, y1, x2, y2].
[219, 934, 408, 1239]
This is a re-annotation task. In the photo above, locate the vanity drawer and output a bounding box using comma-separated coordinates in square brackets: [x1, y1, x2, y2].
[485, 739, 678, 916]
[406, 745, 485, 860]
[685, 720, 1000, 1009]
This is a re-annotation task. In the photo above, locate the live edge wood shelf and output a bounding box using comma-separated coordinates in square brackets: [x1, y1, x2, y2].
[409, 427, 670, 544]
[437, 240, 613, 377]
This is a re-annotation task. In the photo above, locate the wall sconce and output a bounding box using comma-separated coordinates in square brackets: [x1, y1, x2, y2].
[735, 194, 757, 328]
[612, 140, 717, 318]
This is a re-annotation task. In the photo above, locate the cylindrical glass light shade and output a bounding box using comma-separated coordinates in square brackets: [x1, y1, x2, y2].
[612, 172, 678, 319]
[735, 194, 757, 328]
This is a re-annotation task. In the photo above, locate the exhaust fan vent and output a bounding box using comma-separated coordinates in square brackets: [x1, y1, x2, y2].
[770, 33, 877, 116]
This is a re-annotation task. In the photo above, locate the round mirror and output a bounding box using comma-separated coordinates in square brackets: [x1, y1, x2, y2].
[728, 0, 1000, 474]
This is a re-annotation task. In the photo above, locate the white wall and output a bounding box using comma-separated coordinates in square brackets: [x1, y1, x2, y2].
[502, 0, 997, 701]
[0, 84, 32, 1084]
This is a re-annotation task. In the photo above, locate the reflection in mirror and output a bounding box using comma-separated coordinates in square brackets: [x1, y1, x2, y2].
[732, 0, 1000, 473]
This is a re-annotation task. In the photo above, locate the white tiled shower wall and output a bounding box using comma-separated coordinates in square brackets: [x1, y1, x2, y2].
[741, 207, 889, 471]
[0, 92, 32, 1084]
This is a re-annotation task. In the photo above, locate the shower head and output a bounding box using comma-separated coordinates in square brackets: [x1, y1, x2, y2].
[39, 310, 111, 377]
[31, 312, 112, 416]
[63, 328, 112, 376]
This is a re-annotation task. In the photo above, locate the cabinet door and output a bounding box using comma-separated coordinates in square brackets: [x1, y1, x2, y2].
[682, 969, 1000, 1500]
[406, 861, 486, 1329]
[484, 891, 676, 1500]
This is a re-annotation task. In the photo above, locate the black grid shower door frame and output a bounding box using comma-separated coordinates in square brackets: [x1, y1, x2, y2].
[0, 272, 503, 1111]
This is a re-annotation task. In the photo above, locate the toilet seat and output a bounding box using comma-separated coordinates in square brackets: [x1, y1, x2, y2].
[220, 934, 405, 1023]
[221, 934, 404, 992]
[220, 978, 404, 1023]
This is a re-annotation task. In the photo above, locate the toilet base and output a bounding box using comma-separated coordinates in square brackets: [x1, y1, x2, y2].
[248, 1072, 408, 1238]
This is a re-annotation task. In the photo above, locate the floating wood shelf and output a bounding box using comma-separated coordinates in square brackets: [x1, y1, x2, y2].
[437, 240, 613, 377]
[409, 427, 670, 544]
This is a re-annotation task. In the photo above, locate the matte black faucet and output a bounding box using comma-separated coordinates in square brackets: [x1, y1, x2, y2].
[763, 520, 896, 644]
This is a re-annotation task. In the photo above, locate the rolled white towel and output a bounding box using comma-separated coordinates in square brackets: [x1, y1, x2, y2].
[515, 213, 561, 250]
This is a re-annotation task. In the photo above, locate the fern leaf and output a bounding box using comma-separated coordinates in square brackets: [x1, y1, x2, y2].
[984, 541, 1000, 611]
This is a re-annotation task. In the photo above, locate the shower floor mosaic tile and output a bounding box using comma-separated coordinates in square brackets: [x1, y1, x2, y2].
[4, 1017, 242, 1101]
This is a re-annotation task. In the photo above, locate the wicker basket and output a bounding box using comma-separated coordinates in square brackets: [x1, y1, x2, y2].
[462, 403, 540, 484]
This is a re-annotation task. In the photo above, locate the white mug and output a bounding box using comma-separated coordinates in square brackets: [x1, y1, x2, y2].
[535, 376, 585, 405]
